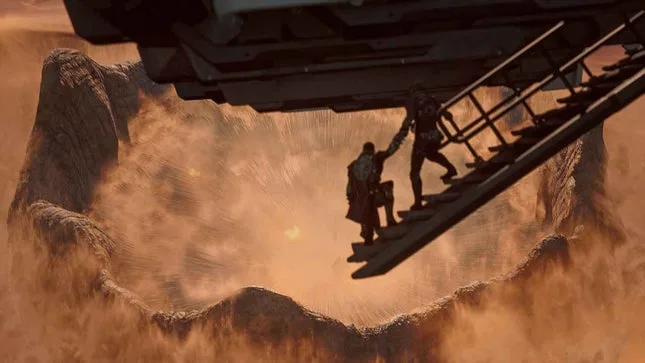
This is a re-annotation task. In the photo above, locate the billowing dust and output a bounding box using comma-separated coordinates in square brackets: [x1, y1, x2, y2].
[1, 1, 645, 362]
[89, 88, 546, 324]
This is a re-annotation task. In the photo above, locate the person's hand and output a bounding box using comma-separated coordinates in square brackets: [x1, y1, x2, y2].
[443, 110, 454, 122]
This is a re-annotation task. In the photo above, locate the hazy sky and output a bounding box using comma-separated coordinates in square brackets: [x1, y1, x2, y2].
[0, 0, 73, 33]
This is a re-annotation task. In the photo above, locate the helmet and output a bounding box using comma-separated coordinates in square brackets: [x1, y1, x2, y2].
[409, 83, 424, 95]
[408, 84, 428, 105]
[362, 142, 375, 154]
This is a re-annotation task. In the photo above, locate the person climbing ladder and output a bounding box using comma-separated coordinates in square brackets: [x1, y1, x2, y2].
[407, 88, 458, 211]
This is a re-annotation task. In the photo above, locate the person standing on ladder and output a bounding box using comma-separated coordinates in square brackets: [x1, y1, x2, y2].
[408, 87, 458, 211]
[345, 102, 414, 244]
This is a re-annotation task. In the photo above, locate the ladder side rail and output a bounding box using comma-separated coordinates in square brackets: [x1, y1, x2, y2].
[435, 23, 574, 154]
[435, 22, 566, 142]
[437, 21, 566, 116]
[445, 10, 645, 148]
[353, 68, 645, 279]
[468, 92, 508, 146]
[438, 87, 522, 148]
[622, 11, 645, 46]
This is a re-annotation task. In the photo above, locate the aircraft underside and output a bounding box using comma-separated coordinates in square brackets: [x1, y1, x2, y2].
[62, 0, 645, 278]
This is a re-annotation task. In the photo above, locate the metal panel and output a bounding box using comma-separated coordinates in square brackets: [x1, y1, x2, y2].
[534, 0, 617, 9]
[212, 0, 350, 16]
[176, 26, 527, 82]
[63, 0, 126, 43]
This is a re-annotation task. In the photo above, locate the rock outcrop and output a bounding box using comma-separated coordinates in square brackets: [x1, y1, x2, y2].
[538, 125, 625, 244]
[6, 48, 627, 362]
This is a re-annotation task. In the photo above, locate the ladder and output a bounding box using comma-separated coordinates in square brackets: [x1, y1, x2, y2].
[348, 9, 645, 279]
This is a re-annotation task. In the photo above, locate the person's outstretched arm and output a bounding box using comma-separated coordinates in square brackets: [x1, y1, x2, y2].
[380, 99, 416, 160]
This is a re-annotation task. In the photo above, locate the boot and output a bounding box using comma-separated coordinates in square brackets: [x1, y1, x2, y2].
[440, 167, 457, 181]
[361, 225, 374, 245]
[411, 177, 423, 211]
[410, 203, 424, 211]
[384, 201, 398, 227]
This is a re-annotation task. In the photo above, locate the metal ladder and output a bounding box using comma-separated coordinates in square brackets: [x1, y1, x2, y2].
[348, 9, 645, 279]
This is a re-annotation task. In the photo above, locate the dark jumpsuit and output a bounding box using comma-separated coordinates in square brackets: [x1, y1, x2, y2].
[347, 122, 409, 244]
[363, 150, 397, 237]
[409, 103, 457, 207]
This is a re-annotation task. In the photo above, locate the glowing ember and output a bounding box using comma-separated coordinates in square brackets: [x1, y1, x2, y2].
[188, 168, 201, 177]
[284, 226, 301, 241]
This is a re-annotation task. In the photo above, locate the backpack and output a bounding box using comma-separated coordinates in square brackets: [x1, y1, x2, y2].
[351, 154, 376, 183]
[347, 154, 377, 203]
[345, 153, 378, 223]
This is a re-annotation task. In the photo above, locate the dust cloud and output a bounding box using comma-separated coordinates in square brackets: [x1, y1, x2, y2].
[90, 88, 549, 325]
[0, 0, 138, 232]
[0, 3, 144, 362]
[2, 1, 645, 362]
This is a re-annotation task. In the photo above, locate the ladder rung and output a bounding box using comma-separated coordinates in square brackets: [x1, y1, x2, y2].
[511, 126, 531, 136]
[443, 173, 490, 186]
[350, 242, 384, 254]
[422, 192, 461, 203]
[556, 98, 595, 108]
[511, 125, 561, 141]
[469, 153, 516, 171]
[465, 159, 484, 168]
[489, 137, 539, 153]
[375, 224, 408, 240]
[625, 45, 644, 56]
[581, 66, 642, 88]
[348, 242, 387, 263]
[541, 117, 571, 128]
[398, 208, 437, 221]
[488, 144, 509, 152]
[535, 104, 587, 123]
[511, 126, 544, 137]
[556, 87, 607, 104]
[603, 50, 645, 71]
[347, 254, 366, 263]
[516, 137, 542, 145]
